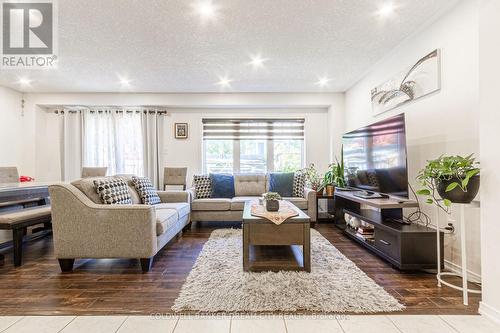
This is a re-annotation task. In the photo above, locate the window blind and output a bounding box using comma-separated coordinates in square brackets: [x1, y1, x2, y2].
[202, 119, 305, 140]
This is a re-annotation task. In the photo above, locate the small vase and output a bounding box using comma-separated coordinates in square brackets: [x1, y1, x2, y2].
[266, 199, 279, 212]
[325, 184, 335, 196]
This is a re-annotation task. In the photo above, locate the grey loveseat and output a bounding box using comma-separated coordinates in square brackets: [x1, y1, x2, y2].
[188, 174, 317, 223]
[48, 175, 190, 272]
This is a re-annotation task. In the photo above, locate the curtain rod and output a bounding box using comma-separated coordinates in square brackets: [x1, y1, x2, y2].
[53, 108, 168, 115]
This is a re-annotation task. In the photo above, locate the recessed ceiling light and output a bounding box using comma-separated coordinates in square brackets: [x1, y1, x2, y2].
[377, 3, 395, 17]
[248, 54, 269, 69]
[18, 78, 32, 86]
[216, 76, 232, 88]
[119, 76, 132, 87]
[316, 76, 331, 88]
[191, 0, 219, 22]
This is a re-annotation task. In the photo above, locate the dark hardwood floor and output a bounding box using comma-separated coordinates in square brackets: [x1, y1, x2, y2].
[0, 222, 481, 315]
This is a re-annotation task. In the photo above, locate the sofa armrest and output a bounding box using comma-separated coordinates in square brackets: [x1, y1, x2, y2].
[157, 190, 191, 203]
[186, 188, 196, 202]
[305, 187, 317, 222]
[49, 184, 157, 259]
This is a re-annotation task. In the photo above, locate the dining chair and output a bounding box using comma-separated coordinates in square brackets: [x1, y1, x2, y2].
[163, 167, 188, 190]
[81, 167, 108, 178]
[0, 167, 19, 183]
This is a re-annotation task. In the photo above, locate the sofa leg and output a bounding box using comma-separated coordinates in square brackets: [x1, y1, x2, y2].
[140, 257, 153, 272]
[183, 221, 192, 232]
[58, 259, 75, 272]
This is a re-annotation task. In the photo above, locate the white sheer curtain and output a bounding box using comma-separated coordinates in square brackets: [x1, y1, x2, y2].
[58, 110, 84, 181]
[141, 111, 165, 188]
[83, 110, 144, 176]
[58, 108, 165, 187]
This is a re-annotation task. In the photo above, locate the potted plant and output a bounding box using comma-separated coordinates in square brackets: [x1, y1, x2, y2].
[322, 150, 346, 196]
[416, 154, 480, 214]
[302, 163, 322, 194]
[263, 192, 282, 212]
[322, 164, 336, 196]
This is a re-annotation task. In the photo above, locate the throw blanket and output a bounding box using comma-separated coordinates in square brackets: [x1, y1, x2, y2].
[250, 200, 299, 225]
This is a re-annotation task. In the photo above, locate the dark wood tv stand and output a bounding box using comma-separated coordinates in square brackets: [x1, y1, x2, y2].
[333, 190, 443, 270]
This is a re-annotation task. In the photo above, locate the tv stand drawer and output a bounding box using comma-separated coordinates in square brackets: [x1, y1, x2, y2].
[374, 228, 400, 260]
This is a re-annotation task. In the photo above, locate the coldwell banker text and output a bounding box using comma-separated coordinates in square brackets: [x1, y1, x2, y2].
[1, 1, 57, 69]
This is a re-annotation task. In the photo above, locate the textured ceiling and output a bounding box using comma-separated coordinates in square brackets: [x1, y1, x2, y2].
[0, 0, 458, 93]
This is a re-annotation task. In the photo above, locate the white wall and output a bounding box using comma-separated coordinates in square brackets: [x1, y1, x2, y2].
[344, 1, 481, 278]
[478, 0, 500, 323]
[0, 86, 27, 171]
[25, 93, 344, 182]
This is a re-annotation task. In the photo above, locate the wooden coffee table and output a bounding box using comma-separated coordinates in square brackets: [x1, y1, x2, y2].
[242, 200, 311, 272]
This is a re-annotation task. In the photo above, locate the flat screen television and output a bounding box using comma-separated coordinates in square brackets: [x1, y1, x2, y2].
[342, 113, 408, 198]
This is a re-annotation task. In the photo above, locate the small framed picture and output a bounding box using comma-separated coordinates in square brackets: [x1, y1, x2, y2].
[175, 123, 188, 139]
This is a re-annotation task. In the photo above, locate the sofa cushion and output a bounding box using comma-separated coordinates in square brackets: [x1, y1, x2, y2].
[131, 176, 161, 205]
[234, 174, 266, 196]
[192, 198, 231, 211]
[210, 173, 235, 198]
[72, 175, 141, 205]
[71, 177, 109, 204]
[282, 197, 308, 210]
[155, 202, 190, 219]
[93, 178, 132, 205]
[293, 172, 307, 197]
[156, 209, 179, 236]
[268, 172, 294, 197]
[230, 196, 258, 211]
[193, 175, 212, 199]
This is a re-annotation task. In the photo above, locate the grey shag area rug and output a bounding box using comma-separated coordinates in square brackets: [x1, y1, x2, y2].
[172, 228, 404, 313]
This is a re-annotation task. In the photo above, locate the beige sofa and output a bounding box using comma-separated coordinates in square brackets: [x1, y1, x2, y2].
[188, 174, 317, 223]
[48, 175, 190, 273]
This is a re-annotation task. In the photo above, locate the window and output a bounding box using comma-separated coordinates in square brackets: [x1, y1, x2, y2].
[204, 140, 233, 173]
[203, 119, 305, 173]
[83, 111, 144, 176]
[273, 139, 303, 172]
[240, 140, 267, 173]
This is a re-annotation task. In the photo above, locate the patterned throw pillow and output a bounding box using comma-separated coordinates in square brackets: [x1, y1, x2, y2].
[293, 172, 307, 197]
[131, 176, 161, 205]
[193, 175, 212, 199]
[93, 178, 132, 205]
[366, 170, 380, 188]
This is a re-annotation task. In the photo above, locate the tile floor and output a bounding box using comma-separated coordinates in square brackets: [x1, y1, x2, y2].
[0, 315, 498, 333]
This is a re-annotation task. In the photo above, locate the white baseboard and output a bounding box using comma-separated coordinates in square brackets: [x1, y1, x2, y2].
[479, 302, 500, 324]
[444, 260, 482, 284]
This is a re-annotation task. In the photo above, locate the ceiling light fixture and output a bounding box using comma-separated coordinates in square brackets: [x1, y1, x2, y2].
[192, 0, 219, 22]
[18, 78, 32, 87]
[248, 54, 268, 69]
[216, 76, 232, 88]
[377, 3, 395, 17]
[119, 77, 132, 87]
[316, 76, 331, 88]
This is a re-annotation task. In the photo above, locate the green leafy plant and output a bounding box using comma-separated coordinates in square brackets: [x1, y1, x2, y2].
[263, 192, 282, 201]
[416, 154, 480, 213]
[323, 149, 346, 189]
[301, 163, 322, 190]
